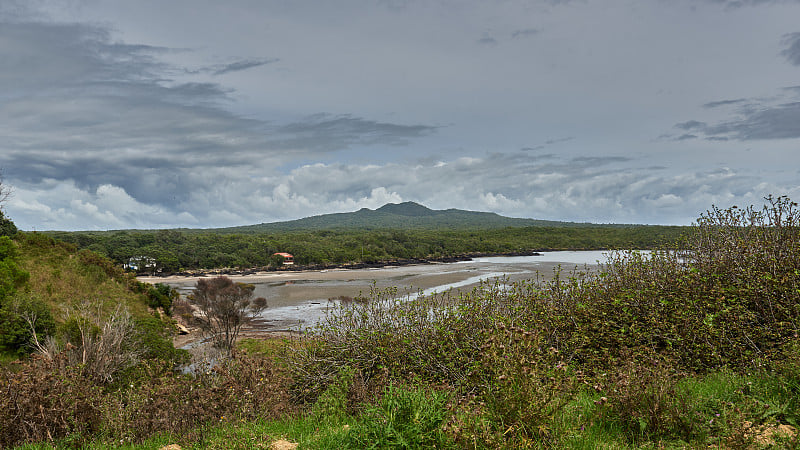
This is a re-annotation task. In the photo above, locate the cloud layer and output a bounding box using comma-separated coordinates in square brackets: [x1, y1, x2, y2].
[2, 0, 800, 230]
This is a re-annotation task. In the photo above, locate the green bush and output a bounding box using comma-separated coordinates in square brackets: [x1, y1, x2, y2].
[0, 295, 55, 355]
[0, 210, 17, 238]
[130, 314, 188, 364]
[0, 236, 29, 301]
[288, 195, 800, 447]
[342, 383, 454, 449]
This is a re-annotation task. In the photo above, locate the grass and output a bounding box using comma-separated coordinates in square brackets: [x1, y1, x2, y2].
[16, 233, 150, 320]
[11, 363, 798, 449]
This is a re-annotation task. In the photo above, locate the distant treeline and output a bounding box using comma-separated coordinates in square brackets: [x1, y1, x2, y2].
[46, 225, 687, 272]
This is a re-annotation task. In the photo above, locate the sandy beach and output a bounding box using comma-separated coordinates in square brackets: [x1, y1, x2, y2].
[138, 260, 590, 308]
[139, 252, 608, 344]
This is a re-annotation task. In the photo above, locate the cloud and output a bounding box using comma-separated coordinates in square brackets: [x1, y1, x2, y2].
[511, 28, 540, 39]
[477, 34, 498, 46]
[781, 32, 800, 65]
[521, 137, 574, 151]
[703, 99, 747, 108]
[187, 58, 279, 76]
[703, 0, 800, 9]
[0, 21, 167, 98]
[671, 91, 800, 141]
[3, 0, 799, 230]
[677, 103, 800, 140]
[0, 18, 438, 217]
[273, 114, 439, 151]
[7, 145, 797, 230]
[8, 180, 191, 230]
[674, 120, 707, 131]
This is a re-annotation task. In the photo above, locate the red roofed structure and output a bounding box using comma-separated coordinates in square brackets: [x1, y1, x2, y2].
[273, 252, 294, 265]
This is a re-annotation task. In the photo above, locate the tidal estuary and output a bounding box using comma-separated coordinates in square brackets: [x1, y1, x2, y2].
[140, 250, 617, 333]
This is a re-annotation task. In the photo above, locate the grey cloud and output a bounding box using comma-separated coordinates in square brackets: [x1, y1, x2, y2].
[671, 97, 800, 141]
[522, 137, 573, 151]
[705, 102, 800, 139]
[9, 148, 796, 230]
[704, 0, 800, 9]
[0, 21, 167, 96]
[0, 20, 344, 212]
[0, 18, 436, 216]
[274, 114, 438, 151]
[545, 137, 574, 145]
[783, 85, 800, 93]
[703, 99, 747, 108]
[187, 58, 279, 76]
[781, 32, 800, 65]
[477, 35, 498, 46]
[570, 156, 631, 165]
[675, 120, 707, 130]
[511, 28, 539, 39]
[212, 58, 278, 75]
[676, 134, 698, 140]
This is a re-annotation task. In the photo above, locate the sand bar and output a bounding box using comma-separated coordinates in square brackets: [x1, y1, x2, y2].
[139, 252, 608, 335]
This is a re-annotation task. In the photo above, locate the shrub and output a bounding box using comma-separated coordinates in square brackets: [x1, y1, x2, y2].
[593, 351, 693, 442]
[288, 195, 800, 446]
[288, 277, 583, 404]
[130, 314, 189, 364]
[0, 212, 16, 238]
[189, 276, 267, 352]
[0, 236, 29, 301]
[100, 351, 293, 444]
[34, 304, 141, 384]
[342, 383, 454, 449]
[77, 248, 125, 282]
[0, 354, 102, 447]
[469, 324, 575, 445]
[142, 282, 178, 314]
[0, 349, 293, 447]
[0, 294, 55, 355]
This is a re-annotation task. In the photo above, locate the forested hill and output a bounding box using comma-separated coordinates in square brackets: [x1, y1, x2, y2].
[42, 202, 685, 271]
[210, 201, 594, 233]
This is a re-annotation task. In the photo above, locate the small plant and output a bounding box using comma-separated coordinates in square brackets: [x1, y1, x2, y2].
[342, 383, 453, 449]
[310, 367, 356, 422]
[592, 351, 695, 443]
[456, 324, 575, 446]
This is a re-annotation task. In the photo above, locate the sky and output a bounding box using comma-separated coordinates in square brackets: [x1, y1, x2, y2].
[1, 0, 798, 230]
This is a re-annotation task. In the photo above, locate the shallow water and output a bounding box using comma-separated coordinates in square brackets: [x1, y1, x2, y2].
[156, 251, 629, 332]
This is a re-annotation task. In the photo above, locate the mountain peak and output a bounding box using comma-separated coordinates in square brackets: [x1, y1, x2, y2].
[375, 202, 436, 217]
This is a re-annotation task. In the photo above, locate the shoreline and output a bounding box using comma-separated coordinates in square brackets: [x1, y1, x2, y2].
[146, 252, 606, 349]
[135, 250, 547, 280]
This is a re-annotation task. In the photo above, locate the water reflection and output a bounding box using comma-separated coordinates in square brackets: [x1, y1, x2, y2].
[160, 251, 636, 333]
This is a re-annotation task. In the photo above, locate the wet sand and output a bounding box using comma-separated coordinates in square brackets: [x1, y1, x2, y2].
[140, 252, 608, 340]
[139, 260, 588, 308]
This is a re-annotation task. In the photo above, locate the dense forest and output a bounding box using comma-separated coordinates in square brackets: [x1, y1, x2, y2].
[46, 225, 686, 272]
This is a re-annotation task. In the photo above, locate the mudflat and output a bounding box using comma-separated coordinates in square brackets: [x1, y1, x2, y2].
[139, 252, 606, 335]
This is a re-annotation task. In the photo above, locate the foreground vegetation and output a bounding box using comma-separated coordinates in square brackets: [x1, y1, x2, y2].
[1, 196, 799, 448]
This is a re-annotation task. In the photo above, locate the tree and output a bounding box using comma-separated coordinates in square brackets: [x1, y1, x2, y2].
[189, 276, 267, 351]
[0, 173, 17, 237]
